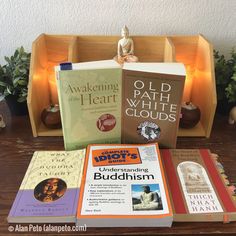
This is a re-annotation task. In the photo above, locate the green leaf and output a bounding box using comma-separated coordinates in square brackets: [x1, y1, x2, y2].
[0, 81, 7, 87]
[19, 46, 24, 54]
[226, 82, 236, 103]
[21, 55, 27, 61]
[4, 89, 9, 96]
[231, 74, 236, 82]
[17, 96, 26, 103]
[0, 94, 5, 101]
[19, 68, 27, 74]
[14, 49, 19, 58]
[13, 77, 21, 86]
[6, 86, 12, 94]
[18, 80, 28, 86]
[4, 56, 11, 64]
[21, 93, 28, 97]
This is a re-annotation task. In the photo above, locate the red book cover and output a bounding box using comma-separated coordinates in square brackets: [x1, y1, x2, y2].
[161, 149, 236, 222]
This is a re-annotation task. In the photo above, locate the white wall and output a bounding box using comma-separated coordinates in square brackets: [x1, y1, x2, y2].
[0, 0, 235, 64]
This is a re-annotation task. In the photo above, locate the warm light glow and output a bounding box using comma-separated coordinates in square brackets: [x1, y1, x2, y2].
[33, 74, 42, 81]
[48, 68, 59, 105]
[182, 65, 194, 102]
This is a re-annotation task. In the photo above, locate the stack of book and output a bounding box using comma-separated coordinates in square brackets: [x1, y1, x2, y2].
[7, 60, 236, 227]
[8, 144, 236, 226]
[55, 60, 185, 150]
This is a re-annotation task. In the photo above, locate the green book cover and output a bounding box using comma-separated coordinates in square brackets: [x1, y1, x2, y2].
[56, 60, 122, 150]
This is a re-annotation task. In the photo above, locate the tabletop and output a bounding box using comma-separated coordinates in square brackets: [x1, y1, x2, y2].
[0, 101, 236, 235]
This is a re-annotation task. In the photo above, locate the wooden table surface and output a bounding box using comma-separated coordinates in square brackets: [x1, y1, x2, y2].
[0, 101, 236, 235]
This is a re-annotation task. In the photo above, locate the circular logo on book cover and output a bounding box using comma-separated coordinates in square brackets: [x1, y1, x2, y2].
[97, 114, 116, 132]
[34, 178, 67, 203]
[137, 121, 161, 141]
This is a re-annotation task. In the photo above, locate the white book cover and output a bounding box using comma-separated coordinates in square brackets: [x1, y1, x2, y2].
[76, 143, 173, 227]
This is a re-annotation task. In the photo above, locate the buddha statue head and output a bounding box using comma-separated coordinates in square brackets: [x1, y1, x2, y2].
[121, 25, 129, 38]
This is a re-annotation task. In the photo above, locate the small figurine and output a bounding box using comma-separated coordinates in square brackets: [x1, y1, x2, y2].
[179, 102, 201, 129]
[114, 25, 138, 64]
[0, 115, 6, 130]
[228, 106, 236, 125]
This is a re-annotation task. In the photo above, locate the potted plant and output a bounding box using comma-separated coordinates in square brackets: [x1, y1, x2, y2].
[0, 47, 31, 115]
[225, 65, 236, 104]
[214, 49, 236, 114]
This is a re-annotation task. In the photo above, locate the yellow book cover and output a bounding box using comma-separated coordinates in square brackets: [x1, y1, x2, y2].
[8, 150, 85, 223]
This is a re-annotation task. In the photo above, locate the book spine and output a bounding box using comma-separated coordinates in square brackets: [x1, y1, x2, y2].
[200, 149, 236, 213]
[60, 62, 72, 71]
[210, 153, 236, 206]
[161, 149, 187, 214]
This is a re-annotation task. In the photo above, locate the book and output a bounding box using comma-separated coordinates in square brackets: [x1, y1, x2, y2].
[56, 61, 185, 150]
[8, 149, 85, 223]
[161, 149, 236, 222]
[56, 60, 122, 150]
[76, 143, 173, 227]
[121, 63, 186, 148]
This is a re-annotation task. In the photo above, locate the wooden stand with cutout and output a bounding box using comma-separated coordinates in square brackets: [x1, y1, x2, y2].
[27, 34, 216, 138]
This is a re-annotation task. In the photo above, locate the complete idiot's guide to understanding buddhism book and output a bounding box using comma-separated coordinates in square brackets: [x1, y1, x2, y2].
[76, 143, 173, 227]
[8, 150, 85, 223]
[56, 60, 185, 150]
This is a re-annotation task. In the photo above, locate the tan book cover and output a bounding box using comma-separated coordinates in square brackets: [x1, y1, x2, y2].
[121, 63, 185, 148]
[161, 149, 236, 222]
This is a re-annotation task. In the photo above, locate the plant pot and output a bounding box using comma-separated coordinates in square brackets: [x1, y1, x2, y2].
[5, 95, 28, 116]
[216, 99, 236, 115]
[180, 102, 201, 129]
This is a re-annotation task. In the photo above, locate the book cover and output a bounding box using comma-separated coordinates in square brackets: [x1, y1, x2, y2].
[121, 63, 185, 148]
[56, 60, 122, 150]
[161, 149, 236, 222]
[77, 143, 173, 227]
[8, 150, 85, 223]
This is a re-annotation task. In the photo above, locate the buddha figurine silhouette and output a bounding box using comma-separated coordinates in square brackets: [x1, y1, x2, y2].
[114, 26, 138, 64]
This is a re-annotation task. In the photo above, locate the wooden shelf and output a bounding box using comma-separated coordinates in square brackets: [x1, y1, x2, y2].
[37, 124, 206, 138]
[37, 122, 206, 138]
[38, 123, 63, 136]
[178, 122, 206, 137]
[27, 34, 216, 138]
